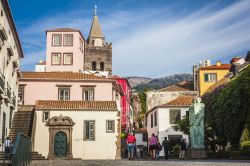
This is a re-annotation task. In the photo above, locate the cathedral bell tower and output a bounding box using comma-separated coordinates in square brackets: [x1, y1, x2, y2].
[84, 5, 112, 76]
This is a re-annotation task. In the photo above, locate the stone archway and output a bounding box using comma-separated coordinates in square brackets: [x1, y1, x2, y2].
[46, 115, 75, 159]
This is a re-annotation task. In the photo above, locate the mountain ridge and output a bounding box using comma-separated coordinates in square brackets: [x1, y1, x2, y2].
[127, 74, 193, 91]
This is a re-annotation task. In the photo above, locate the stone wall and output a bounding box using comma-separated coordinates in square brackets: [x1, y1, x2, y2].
[146, 91, 197, 111]
[84, 43, 112, 75]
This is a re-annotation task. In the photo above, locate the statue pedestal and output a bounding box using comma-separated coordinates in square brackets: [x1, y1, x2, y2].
[187, 148, 207, 159]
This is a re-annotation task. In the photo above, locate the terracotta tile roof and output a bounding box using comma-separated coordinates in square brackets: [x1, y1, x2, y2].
[160, 95, 195, 107]
[230, 57, 242, 64]
[35, 100, 117, 111]
[159, 81, 194, 92]
[146, 95, 195, 115]
[200, 64, 231, 70]
[20, 72, 113, 82]
[46, 28, 85, 40]
[36, 61, 46, 65]
[46, 28, 80, 32]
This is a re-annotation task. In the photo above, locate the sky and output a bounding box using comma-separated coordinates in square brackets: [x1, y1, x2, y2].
[9, 0, 250, 78]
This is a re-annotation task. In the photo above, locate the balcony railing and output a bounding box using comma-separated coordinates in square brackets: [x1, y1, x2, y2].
[3, 82, 11, 103]
[0, 72, 5, 92]
[13, 95, 16, 107]
[10, 93, 16, 108]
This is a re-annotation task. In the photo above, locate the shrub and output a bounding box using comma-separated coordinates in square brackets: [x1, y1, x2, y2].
[120, 132, 127, 138]
[241, 141, 250, 151]
[172, 144, 180, 156]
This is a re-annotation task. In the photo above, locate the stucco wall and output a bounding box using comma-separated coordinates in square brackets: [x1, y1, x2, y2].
[46, 31, 84, 72]
[34, 110, 118, 159]
[20, 81, 114, 105]
[135, 133, 147, 146]
[146, 91, 197, 111]
[199, 69, 229, 96]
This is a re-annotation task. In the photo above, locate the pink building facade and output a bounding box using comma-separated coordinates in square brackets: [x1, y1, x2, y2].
[113, 76, 132, 131]
[19, 72, 120, 105]
[45, 28, 85, 72]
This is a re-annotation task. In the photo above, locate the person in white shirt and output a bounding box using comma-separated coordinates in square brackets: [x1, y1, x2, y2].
[4, 137, 12, 154]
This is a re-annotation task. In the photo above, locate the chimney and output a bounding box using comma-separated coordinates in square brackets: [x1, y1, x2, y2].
[216, 61, 221, 66]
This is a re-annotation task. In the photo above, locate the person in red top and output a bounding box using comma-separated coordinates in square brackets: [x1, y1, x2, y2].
[126, 132, 136, 160]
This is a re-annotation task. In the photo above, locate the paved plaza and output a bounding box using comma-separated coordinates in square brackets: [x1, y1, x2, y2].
[30, 159, 250, 166]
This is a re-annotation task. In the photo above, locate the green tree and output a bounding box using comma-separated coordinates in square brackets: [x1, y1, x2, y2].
[173, 116, 189, 135]
[203, 65, 250, 150]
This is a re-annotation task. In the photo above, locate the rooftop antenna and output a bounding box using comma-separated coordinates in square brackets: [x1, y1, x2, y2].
[94, 5, 97, 16]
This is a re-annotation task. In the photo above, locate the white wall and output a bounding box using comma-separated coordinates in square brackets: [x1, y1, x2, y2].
[35, 64, 46, 72]
[34, 110, 119, 159]
[135, 133, 147, 146]
[0, 1, 21, 143]
[147, 107, 189, 156]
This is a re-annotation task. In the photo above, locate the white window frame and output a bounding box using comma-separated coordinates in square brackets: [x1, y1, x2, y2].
[63, 34, 73, 46]
[63, 53, 73, 65]
[204, 73, 217, 82]
[52, 34, 62, 46]
[82, 87, 94, 101]
[58, 87, 70, 101]
[51, 53, 61, 65]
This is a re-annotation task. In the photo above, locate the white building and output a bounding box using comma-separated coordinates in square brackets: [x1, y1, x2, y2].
[35, 60, 46, 72]
[146, 96, 194, 156]
[146, 81, 197, 111]
[0, 0, 23, 145]
[34, 100, 120, 159]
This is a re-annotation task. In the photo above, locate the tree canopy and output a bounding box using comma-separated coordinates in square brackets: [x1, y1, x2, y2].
[202, 65, 250, 149]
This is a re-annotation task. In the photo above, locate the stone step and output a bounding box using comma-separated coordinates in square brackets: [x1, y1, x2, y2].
[9, 109, 34, 140]
[0, 151, 46, 160]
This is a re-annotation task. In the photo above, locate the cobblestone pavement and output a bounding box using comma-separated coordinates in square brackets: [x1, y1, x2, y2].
[30, 159, 250, 166]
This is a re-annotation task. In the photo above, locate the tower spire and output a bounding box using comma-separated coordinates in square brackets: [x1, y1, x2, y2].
[94, 5, 97, 16]
[88, 5, 104, 39]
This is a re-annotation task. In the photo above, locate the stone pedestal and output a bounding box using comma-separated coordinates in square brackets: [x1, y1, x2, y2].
[187, 148, 207, 159]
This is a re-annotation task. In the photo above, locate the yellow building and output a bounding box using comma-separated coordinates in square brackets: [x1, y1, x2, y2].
[197, 61, 231, 96]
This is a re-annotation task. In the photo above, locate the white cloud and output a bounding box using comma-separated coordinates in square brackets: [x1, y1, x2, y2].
[20, 0, 250, 77]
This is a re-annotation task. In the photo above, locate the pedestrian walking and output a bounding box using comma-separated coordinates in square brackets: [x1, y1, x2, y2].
[179, 138, 187, 160]
[156, 138, 162, 160]
[149, 133, 158, 160]
[126, 132, 136, 160]
[162, 137, 170, 160]
[4, 137, 12, 160]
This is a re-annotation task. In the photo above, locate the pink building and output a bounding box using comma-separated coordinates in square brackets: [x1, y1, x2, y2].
[19, 72, 121, 105]
[113, 75, 132, 131]
[45, 28, 85, 72]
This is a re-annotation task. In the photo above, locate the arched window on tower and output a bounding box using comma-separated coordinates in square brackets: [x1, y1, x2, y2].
[92, 61, 96, 71]
[100, 62, 104, 71]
